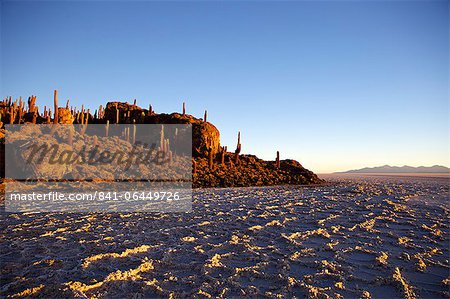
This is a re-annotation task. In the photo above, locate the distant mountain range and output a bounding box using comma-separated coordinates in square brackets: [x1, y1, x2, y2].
[339, 165, 450, 173]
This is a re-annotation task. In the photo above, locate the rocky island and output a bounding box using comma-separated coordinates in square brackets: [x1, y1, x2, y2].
[0, 91, 322, 187]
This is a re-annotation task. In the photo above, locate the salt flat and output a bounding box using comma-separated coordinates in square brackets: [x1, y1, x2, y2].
[1, 175, 449, 298]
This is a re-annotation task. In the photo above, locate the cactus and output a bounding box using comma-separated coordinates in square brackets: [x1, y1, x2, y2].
[164, 138, 170, 154]
[132, 123, 136, 144]
[27, 97, 31, 112]
[234, 131, 241, 164]
[28, 96, 36, 113]
[9, 106, 14, 124]
[80, 110, 89, 135]
[53, 90, 59, 124]
[18, 106, 23, 124]
[124, 126, 130, 142]
[276, 151, 280, 170]
[209, 150, 214, 170]
[47, 109, 51, 124]
[115, 104, 119, 124]
[160, 125, 165, 151]
[32, 107, 37, 124]
[182, 102, 186, 116]
[221, 146, 226, 165]
[204, 110, 207, 122]
[105, 120, 110, 137]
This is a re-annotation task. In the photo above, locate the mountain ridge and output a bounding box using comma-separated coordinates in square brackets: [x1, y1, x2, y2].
[338, 165, 449, 173]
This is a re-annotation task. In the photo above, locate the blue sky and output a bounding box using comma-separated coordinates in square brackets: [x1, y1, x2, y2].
[1, 1, 448, 173]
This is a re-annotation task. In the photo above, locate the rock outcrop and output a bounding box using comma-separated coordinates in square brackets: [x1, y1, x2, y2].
[103, 102, 221, 158]
[0, 95, 323, 187]
[193, 154, 321, 188]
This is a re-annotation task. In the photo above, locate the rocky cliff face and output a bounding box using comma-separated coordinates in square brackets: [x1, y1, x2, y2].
[104, 102, 221, 158]
[193, 154, 321, 188]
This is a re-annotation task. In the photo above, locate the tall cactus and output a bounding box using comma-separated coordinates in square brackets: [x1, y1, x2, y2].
[148, 104, 153, 116]
[124, 126, 130, 142]
[80, 110, 85, 125]
[32, 107, 37, 124]
[9, 106, 14, 124]
[115, 104, 119, 124]
[18, 105, 23, 124]
[160, 125, 165, 151]
[234, 131, 241, 164]
[28, 96, 36, 113]
[209, 150, 214, 170]
[105, 120, 110, 137]
[276, 151, 280, 170]
[47, 109, 51, 124]
[132, 122, 136, 144]
[53, 90, 59, 124]
[221, 146, 226, 165]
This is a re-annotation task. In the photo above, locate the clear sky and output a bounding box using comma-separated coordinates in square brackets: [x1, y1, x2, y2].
[1, 0, 448, 173]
